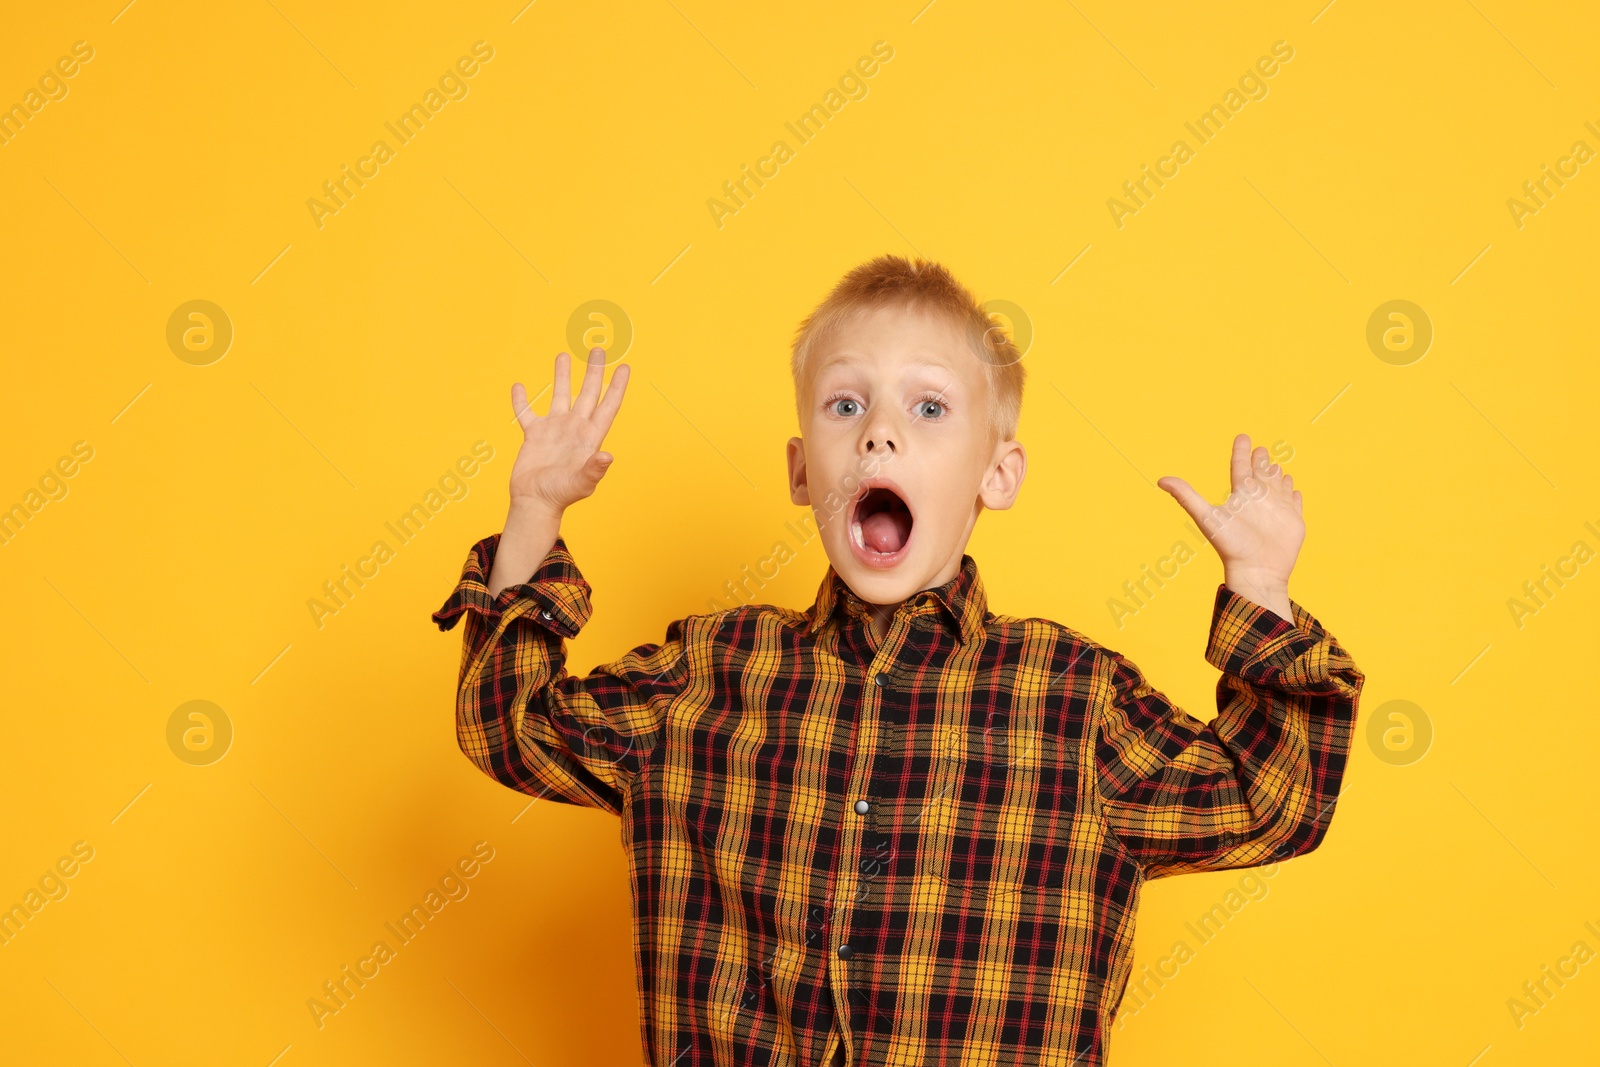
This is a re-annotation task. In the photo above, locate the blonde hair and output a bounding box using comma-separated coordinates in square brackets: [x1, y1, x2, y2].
[789, 254, 1026, 443]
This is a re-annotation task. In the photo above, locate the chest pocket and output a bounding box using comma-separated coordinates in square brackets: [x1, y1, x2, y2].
[918, 706, 1079, 898]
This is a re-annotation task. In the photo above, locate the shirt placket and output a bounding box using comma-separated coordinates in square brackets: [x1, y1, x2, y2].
[826, 600, 925, 1064]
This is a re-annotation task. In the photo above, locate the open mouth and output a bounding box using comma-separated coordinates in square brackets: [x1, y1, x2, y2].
[849, 482, 914, 567]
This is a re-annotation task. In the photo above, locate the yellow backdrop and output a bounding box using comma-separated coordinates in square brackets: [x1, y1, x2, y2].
[2, 1, 1596, 1064]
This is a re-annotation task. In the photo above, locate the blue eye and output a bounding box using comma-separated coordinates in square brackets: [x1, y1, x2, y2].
[917, 399, 944, 418]
[831, 397, 861, 416]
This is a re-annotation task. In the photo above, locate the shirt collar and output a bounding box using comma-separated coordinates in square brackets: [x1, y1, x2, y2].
[804, 553, 988, 644]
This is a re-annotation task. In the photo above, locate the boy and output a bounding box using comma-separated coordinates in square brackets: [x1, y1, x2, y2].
[433, 255, 1363, 1066]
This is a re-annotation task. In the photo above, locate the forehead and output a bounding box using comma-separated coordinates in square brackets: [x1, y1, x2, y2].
[811, 302, 978, 378]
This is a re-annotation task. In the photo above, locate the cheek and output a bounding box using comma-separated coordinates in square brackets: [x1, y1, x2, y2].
[810, 467, 856, 521]
[915, 487, 962, 532]
[924, 469, 984, 524]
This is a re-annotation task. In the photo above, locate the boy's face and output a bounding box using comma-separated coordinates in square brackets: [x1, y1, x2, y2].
[786, 301, 1026, 611]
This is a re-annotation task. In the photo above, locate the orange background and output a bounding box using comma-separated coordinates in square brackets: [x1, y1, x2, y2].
[1, 1, 1596, 1064]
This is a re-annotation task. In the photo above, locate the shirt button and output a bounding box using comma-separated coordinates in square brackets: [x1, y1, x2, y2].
[837, 943, 853, 959]
[854, 799, 869, 815]
[874, 671, 889, 687]
[540, 609, 553, 620]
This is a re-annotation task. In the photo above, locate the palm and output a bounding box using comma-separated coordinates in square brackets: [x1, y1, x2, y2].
[1157, 434, 1304, 582]
[508, 348, 630, 512]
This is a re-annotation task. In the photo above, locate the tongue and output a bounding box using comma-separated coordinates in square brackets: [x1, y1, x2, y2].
[861, 510, 911, 554]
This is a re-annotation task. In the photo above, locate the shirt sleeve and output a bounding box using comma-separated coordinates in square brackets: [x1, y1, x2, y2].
[431, 532, 690, 816]
[1093, 583, 1364, 881]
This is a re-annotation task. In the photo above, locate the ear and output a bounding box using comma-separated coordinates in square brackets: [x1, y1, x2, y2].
[978, 438, 1026, 510]
[786, 436, 811, 505]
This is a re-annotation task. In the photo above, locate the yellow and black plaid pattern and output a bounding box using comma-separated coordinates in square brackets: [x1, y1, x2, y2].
[435, 532, 1363, 1066]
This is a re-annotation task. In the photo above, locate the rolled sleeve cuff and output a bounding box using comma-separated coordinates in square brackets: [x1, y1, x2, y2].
[430, 532, 593, 639]
[1203, 583, 1327, 684]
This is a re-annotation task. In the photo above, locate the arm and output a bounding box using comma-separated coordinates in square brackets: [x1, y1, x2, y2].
[1096, 432, 1364, 878]
[1093, 583, 1363, 879]
[433, 531, 689, 814]
[433, 346, 652, 812]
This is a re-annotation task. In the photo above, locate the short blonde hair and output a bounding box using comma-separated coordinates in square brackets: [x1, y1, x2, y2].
[789, 254, 1026, 444]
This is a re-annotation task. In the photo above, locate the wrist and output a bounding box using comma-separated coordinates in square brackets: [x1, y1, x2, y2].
[505, 496, 564, 530]
[1223, 568, 1293, 623]
[487, 500, 564, 599]
[1223, 567, 1288, 593]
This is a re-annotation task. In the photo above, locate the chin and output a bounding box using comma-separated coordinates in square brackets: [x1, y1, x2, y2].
[834, 560, 923, 606]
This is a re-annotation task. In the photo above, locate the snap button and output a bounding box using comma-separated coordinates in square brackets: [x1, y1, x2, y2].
[854, 799, 869, 815]
[540, 609, 553, 620]
[837, 943, 853, 959]
[874, 672, 889, 687]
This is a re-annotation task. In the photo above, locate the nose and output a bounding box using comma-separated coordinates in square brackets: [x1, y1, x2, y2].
[860, 409, 898, 458]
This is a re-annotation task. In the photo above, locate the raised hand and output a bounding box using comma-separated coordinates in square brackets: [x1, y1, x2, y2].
[487, 347, 629, 598]
[508, 347, 631, 513]
[1156, 433, 1303, 620]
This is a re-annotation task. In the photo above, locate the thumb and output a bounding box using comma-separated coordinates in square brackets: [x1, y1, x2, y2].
[1156, 476, 1212, 530]
[584, 451, 615, 481]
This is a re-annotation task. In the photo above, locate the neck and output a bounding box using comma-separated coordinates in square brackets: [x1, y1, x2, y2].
[864, 602, 896, 643]
[857, 559, 964, 643]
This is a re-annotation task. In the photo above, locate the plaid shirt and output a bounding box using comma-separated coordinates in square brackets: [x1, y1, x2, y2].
[433, 533, 1363, 1067]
